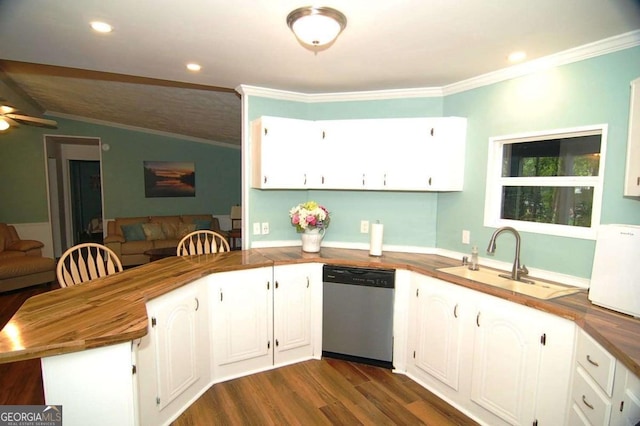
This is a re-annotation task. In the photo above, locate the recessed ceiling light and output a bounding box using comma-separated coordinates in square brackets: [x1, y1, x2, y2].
[90, 21, 113, 33]
[508, 51, 527, 63]
[186, 63, 202, 72]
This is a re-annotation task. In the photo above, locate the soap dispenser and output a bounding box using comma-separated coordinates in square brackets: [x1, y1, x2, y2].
[469, 246, 479, 271]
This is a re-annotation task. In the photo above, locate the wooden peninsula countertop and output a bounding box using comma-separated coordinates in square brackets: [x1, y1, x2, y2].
[1, 247, 638, 378]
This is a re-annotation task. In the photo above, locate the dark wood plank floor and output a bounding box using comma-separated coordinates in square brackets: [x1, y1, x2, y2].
[2, 284, 476, 425]
[173, 358, 477, 426]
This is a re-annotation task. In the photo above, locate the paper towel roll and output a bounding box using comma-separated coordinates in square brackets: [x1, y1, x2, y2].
[369, 223, 384, 256]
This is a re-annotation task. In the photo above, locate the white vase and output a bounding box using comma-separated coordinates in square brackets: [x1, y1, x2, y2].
[301, 228, 325, 253]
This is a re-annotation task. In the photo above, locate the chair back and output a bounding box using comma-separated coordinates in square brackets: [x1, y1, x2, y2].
[177, 230, 230, 256]
[57, 243, 123, 288]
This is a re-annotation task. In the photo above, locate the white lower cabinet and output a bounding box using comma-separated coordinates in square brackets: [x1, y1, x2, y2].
[273, 263, 322, 367]
[209, 267, 273, 382]
[570, 329, 640, 426]
[137, 277, 210, 426]
[210, 264, 322, 382]
[407, 272, 575, 426]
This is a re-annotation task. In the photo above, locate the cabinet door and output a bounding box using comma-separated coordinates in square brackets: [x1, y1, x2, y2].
[149, 284, 202, 410]
[137, 279, 210, 426]
[273, 264, 318, 366]
[427, 117, 467, 191]
[470, 295, 542, 425]
[625, 77, 640, 196]
[210, 267, 273, 381]
[317, 119, 370, 189]
[251, 116, 316, 189]
[381, 118, 435, 190]
[610, 363, 640, 426]
[410, 274, 465, 391]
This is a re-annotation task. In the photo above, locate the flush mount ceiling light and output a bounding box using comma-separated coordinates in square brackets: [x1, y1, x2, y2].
[90, 21, 113, 33]
[287, 6, 347, 49]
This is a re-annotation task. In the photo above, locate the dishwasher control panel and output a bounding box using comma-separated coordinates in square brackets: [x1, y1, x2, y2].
[322, 265, 395, 288]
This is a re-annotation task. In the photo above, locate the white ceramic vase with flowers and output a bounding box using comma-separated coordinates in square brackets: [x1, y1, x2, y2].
[289, 201, 331, 252]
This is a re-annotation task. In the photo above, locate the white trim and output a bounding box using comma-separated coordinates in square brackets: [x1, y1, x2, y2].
[45, 112, 240, 150]
[444, 30, 640, 95]
[236, 84, 442, 102]
[238, 30, 640, 103]
[249, 239, 438, 254]
[483, 124, 607, 241]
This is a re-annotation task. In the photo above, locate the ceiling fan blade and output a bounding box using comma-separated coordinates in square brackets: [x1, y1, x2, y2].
[4, 116, 19, 127]
[4, 113, 58, 129]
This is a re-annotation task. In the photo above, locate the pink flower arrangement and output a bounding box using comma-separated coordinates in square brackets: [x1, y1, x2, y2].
[289, 201, 330, 232]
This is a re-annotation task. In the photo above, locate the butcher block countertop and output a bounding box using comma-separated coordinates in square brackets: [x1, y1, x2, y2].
[1, 247, 638, 378]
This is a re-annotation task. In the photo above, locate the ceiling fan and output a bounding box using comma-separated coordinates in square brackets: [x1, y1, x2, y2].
[0, 104, 58, 132]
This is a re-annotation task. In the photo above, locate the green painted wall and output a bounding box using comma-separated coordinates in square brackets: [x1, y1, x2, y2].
[247, 46, 640, 278]
[0, 116, 241, 223]
[247, 96, 444, 247]
[0, 124, 49, 223]
[440, 46, 640, 278]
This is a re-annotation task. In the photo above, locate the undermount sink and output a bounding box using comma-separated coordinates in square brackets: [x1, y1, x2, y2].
[437, 265, 583, 300]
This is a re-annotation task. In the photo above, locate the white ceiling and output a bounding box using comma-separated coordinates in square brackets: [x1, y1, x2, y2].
[0, 0, 639, 146]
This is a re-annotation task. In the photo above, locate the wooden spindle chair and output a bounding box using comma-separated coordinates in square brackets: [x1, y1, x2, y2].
[176, 230, 230, 256]
[56, 243, 123, 288]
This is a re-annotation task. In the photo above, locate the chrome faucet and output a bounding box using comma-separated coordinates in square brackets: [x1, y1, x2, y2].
[486, 226, 534, 283]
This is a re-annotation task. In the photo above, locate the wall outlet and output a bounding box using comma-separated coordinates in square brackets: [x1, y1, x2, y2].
[360, 220, 370, 234]
[462, 229, 471, 245]
[253, 222, 261, 235]
[261, 222, 270, 235]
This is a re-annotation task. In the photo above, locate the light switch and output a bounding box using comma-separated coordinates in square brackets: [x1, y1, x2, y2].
[253, 223, 261, 235]
[462, 230, 470, 244]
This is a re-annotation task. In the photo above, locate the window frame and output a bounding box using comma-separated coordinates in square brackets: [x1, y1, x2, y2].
[483, 124, 607, 240]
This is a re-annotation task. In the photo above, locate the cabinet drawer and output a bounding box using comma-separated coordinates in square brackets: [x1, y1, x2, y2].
[568, 403, 592, 426]
[576, 330, 616, 396]
[572, 366, 612, 426]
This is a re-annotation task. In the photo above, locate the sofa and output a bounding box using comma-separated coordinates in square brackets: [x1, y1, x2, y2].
[0, 223, 56, 293]
[104, 214, 226, 266]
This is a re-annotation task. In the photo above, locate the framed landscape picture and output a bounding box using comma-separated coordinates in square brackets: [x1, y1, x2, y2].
[144, 161, 195, 197]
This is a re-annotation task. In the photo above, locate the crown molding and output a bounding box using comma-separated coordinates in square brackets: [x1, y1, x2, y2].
[46, 111, 240, 149]
[236, 84, 442, 102]
[239, 30, 640, 102]
[443, 29, 640, 96]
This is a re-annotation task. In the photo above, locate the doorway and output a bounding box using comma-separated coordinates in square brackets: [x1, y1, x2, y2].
[69, 160, 103, 244]
[45, 136, 103, 257]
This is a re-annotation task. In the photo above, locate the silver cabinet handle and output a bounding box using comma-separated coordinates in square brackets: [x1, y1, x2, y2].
[453, 304, 458, 318]
[476, 312, 481, 327]
[582, 395, 594, 410]
[195, 297, 199, 311]
[586, 355, 599, 367]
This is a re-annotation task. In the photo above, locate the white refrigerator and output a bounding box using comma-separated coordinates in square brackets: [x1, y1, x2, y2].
[588, 224, 640, 317]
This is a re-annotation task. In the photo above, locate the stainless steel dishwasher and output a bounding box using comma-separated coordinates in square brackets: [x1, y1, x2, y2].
[322, 264, 395, 368]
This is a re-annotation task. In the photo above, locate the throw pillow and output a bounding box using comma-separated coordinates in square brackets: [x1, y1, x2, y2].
[142, 223, 166, 241]
[161, 222, 178, 240]
[193, 219, 212, 231]
[121, 223, 146, 241]
[177, 223, 196, 239]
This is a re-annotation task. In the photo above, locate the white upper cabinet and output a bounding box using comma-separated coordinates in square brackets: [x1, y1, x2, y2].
[251, 116, 317, 189]
[316, 119, 371, 189]
[625, 77, 640, 197]
[250, 116, 467, 191]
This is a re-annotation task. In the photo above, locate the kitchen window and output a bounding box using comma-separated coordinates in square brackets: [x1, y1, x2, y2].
[484, 125, 607, 239]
